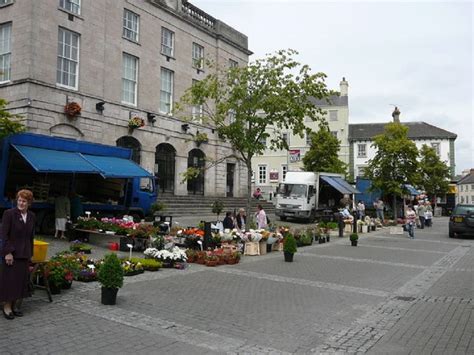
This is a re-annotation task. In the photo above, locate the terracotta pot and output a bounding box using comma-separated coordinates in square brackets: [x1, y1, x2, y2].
[205, 260, 218, 267]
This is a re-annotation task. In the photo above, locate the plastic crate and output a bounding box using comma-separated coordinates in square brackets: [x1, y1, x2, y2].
[32, 240, 49, 263]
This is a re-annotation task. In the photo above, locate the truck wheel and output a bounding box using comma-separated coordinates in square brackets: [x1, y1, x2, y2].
[279, 216, 287, 221]
[41, 212, 56, 235]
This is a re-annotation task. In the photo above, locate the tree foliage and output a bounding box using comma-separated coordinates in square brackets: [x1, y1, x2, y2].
[364, 122, 419, 219]
[178, 49, 334, 215]
[0, 99, 25, 140]
[302, 126, 346, 175]
[418, 144, 450, 206]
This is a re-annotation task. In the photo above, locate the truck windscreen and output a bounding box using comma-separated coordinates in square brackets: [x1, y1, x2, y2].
[280, 184, 307, 198]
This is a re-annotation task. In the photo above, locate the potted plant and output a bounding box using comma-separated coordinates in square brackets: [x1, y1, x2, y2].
[350, 233, 359, 247]
[128, 116, 145, 130]
[205, 254, 219, 267]
[98, 253, 124, 305]
[211, 200, 224, 221]
[227, 251, 241, 264]
[70, 240, 92, 254]
[64, 101, 82, 118]
[283, 234, 297, 262]
[194, 131, 208, 146]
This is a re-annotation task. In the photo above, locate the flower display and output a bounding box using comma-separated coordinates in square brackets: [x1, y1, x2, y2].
[144, 246, 187, 262]
[128, 116, 145, 129]
[241, 229, 263, 242]
[64, 101, 82, 118]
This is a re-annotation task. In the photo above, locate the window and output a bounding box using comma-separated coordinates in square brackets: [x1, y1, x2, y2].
[329, 110, 338, 121]
[467, 196, 470, 204]
[0, 0, 13, 7]
[281, 165, 288, 182]
[461, 196, 464, 203]
[282, 133, 288, 146]
[192, 42, 204, 69]
[161, 27, 174, 57]
[229, 59, 238, 68]
[306, 132, 312, 146]
[121, 53, 138, 105]
[57, 28, 80, 89]
[191, 80, 203, 121]
[59, 0, 81, 15]
[471, 184, 474, 190]
[123, 9, 139, 42]
[258, 165, 267, 184]
[0, 22, 11, 83]
[431, 142, 440, 156]
[160, 68, 173, 114]
[357, 166, 367, 177]
[357, 144, 367, 158]
[460, 185, 463, 192]
[331, 131, 338, 138]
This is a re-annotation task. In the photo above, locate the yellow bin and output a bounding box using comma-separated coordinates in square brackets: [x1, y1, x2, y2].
[32, 240, 49, 263]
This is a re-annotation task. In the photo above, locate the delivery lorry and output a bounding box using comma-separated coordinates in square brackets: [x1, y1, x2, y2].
[275, 171, 359, 222]
[0, 133, 157, 233]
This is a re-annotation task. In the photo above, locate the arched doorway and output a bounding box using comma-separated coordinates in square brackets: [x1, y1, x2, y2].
[116, 136, 141, 164]
[187, 149, 205, 195]
[155, 143, 176, 194]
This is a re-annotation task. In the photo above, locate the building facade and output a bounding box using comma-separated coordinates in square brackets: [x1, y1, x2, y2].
[349, 114, 457, 181]
[251, 78, 350, 196]
[0, 0, 252, 197]
[456, 169, 474, 205]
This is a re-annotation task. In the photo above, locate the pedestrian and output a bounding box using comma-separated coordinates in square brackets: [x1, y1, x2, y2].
[253, 187, 262, 200]
[235, 208, 247, 233]
[54, 191, 70, 240]
[255, 204, 268, 229]
[374, 199, 385, 222]
[222, 211, 235, 230]
[0, 189, 36, 320]
[357, 200, 365, 219]
[425, 201, 433, 227]
[405, 205, 417, 239]
[417, 201, 426, 229]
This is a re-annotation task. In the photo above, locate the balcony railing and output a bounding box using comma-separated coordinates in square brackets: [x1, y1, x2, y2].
[181, 1, 215, 29]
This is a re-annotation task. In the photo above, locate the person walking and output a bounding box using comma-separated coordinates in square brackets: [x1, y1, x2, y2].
[0, 189, 36, 320]
[425, 201, 433, 227]
[405, 205, 417, 239]
[54, 191, 70, 239]
[357, 201, 365, 219]
[417, 201, 426, 229]
[255, 204, 268, 230]
[374, 199, 385, 222]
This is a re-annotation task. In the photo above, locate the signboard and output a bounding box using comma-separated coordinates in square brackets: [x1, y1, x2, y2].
[289, 149, 301, 163]
[269, 171, 279, 181]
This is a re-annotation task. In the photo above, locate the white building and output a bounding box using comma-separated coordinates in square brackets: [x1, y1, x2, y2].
[457, 169, 474, 205]
[348, 110, 457, 181]
[251, 78, 350, 196]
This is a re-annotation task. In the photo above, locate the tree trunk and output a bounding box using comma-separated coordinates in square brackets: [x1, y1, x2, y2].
[392, 194, 398, 220]
[434, 194, 437, 209]
[246, 161, 252, 226]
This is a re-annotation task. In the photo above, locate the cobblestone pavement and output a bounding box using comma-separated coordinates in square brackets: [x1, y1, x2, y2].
[0, 217, 472, 354]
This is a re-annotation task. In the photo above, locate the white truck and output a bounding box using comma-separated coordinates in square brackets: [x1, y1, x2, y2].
[275, 171, 358, 222]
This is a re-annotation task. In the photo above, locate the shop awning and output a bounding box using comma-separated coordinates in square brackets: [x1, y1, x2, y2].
[403, 184, 420, 196]
[12, 145, 100, 174]
[321, 175, 360, 194]
[82, 155, 152, 178]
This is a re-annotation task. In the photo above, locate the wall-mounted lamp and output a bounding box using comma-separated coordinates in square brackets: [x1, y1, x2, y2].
[147, 112, 156, 123]
[96, 101, 105, 113]
[26, 98, 32, 106]
[181, 123, 190, 133]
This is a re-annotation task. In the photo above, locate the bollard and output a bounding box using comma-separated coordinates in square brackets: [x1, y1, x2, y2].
[353, 211, 358, 234]
[338, 213, 344, 238]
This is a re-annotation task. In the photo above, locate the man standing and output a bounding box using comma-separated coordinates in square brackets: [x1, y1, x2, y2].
[417, 201, 426, 229]
[357, 201, 365, 219]
[54, 191, 70, 240]
[405, 205, 417, 239]
[374, 199, 385, 222]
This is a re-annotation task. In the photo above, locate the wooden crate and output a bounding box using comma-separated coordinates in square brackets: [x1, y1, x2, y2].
[244, 242, 260, 256]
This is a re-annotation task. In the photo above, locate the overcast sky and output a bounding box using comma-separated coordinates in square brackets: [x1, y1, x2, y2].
[193, 0, 473, 175]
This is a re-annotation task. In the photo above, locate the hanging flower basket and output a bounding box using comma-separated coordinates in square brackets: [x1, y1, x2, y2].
[64, 102, 82, 118]
[128, 116, 145, 129]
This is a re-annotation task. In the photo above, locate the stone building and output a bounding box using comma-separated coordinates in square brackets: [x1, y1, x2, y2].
[0, 0, 252, 197]
[456, 169, 474, 205]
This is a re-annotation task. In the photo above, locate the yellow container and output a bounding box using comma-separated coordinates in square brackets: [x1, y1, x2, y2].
[32, 240, 49, 263]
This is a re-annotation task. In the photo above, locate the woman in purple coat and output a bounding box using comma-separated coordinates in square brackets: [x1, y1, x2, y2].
[0, 189, 35, 320]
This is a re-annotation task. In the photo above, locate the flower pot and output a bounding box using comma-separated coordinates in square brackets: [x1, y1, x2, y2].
[326, 236, 330, 242]
[49, 284, 62, 295]
[162, 260, 174, 268]
[205, 260, 218, 267]
[318, 238, 324, 244]
[266, 244, 273, 253]
[284, 251, 294, 262]
[187, 256, 196, 263]
[227, 258, 237, 265]
[351, 240, 358, 247]
[62, 280, 72, 290]
[101, 287, 118, 305]
[196, 258, 205, 265]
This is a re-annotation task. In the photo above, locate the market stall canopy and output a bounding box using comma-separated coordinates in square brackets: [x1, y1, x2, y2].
[403, 184, 420, 196]
[320, 176, 360, 194]
[12, 145, 152, 178]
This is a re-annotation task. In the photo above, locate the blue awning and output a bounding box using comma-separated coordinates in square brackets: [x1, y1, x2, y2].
[403, 184, 420, 196]
[83, 155, 152, 178]
[321, 175, 360, 194]
[13, 145, 100, 174]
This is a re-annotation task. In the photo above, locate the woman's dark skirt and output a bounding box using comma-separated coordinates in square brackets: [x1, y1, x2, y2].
[0, 259, 31, 302]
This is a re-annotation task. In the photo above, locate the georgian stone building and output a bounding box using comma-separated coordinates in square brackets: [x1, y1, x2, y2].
[456, 169, 474, 205]
[0, 0, 251, 197]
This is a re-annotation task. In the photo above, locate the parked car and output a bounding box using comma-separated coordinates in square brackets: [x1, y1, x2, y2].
[448, 204, 474, 238]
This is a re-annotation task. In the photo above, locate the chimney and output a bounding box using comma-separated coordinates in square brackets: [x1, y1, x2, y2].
[392, 106, 400, 122]
[339, 77, 348, 97]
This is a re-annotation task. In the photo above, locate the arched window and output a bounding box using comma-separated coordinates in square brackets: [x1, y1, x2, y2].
[116, 136, 141, 164]
[187, 148, 205, 195]
[155, 143, 176, 193]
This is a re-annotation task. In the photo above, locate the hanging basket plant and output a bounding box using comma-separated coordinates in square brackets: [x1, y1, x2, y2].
[194, 132, 208, 146]
[128, 116, 145, 129]
[64, 102, 82, 119]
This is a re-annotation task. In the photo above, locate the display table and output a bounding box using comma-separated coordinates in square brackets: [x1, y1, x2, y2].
[71, 229, 149, 251]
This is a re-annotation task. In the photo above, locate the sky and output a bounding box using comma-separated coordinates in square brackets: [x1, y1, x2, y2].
[192, 0, 473, 175]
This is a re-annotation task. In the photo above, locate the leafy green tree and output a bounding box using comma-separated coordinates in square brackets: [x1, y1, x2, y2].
[177, 49, 334, 215]
[0, 99, 25, 139]
[364, 122, 419, 219]
[302, 126, 346, 175]
[418, 144, 450, 208]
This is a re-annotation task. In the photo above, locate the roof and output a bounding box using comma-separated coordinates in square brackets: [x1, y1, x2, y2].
[349, 122, 457, 141]
[458, 172, 474, 185]
[309, 94, 348, 107]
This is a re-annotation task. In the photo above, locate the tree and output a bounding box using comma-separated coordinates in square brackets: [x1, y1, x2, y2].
[0, 98, 25, 139]
[178, 49, 334, 216]
[302, 126, 346, 175]
[418, 144, 450, 208]
[364, 122, 419, 219]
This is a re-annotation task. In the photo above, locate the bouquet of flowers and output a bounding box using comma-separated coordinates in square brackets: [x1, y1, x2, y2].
[128, 116, 145, 129]
[241, 229, 262, 242]
[144, 246, 187, 262]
